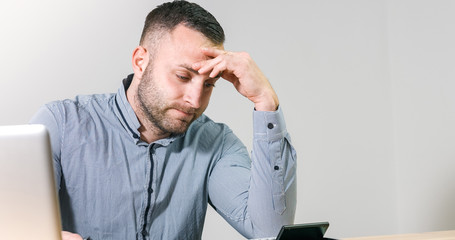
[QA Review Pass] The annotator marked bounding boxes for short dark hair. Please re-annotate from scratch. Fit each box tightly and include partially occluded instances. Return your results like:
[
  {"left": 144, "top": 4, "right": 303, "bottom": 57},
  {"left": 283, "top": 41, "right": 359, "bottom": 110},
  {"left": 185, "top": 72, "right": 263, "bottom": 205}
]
[{"left": 139, "top": 0, "right": 225, "bottom": 46}]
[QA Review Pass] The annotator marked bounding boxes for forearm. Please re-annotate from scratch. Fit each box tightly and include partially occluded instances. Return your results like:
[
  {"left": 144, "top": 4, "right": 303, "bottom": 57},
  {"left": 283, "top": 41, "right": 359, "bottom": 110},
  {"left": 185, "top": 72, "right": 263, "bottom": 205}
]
[
  {"left": 207, "top": 108, "right": 296, "bottom": 238},
  {"left": 200, "top": 44, "right": 299, "bottom": 236},
  {"left": 247, "top": 107, "right": 297, "bottom": 237}
]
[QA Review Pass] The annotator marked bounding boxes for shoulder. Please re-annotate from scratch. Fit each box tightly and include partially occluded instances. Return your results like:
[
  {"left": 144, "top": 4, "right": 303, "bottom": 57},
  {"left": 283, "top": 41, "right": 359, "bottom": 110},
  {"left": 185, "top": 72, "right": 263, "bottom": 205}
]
[
  {"left": 44, "top": 93, "right": 115, "bottom": 116},
  {"left": 37, "top": 93, "right": 118, "bottom": 134}
]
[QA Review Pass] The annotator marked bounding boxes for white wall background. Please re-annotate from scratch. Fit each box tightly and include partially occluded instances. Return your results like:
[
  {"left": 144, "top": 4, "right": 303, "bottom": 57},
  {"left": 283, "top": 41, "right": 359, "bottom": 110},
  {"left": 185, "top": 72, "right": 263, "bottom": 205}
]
[{"left": 1, "top": 0, "right": 454, "bottom": 239}]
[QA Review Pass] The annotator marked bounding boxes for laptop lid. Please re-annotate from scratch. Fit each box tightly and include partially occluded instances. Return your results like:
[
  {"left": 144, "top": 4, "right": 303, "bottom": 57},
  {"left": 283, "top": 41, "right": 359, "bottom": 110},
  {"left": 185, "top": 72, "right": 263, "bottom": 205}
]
[{"left": 0, "top": 124, "right": 62, "bottom": 240}]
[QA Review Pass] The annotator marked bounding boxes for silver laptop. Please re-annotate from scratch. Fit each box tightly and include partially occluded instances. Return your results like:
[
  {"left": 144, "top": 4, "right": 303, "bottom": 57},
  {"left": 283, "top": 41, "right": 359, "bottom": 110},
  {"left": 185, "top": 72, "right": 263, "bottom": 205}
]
[{"left": 0, "top": 124, "right": 62, "bottom": 240}]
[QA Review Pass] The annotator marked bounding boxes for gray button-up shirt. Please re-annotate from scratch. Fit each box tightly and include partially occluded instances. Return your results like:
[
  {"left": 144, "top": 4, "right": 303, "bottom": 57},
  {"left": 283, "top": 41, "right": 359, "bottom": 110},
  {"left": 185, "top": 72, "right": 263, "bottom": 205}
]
[{"left": 30, "top": 75, "right": 297, "bottom": 240}]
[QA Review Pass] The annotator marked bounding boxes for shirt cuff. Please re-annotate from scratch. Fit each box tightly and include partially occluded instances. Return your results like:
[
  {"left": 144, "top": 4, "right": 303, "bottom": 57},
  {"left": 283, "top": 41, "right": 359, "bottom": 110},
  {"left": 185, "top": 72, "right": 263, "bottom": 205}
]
[{"left": 253, "top": 106, "right": 288, "bottom": 141}]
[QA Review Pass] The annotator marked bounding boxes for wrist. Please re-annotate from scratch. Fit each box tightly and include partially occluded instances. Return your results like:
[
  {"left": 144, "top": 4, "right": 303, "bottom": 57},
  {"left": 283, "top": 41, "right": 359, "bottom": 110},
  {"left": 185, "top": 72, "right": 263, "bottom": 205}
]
[{"left": 253, "top": 92, "right": 279, "bottom": 111}]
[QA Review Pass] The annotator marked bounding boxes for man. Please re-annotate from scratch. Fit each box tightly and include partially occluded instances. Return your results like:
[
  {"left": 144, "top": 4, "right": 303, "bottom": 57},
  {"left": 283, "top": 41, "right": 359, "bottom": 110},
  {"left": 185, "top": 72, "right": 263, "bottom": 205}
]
[{"left": 31, "top": 1, "right": 296, "bottom": 240}]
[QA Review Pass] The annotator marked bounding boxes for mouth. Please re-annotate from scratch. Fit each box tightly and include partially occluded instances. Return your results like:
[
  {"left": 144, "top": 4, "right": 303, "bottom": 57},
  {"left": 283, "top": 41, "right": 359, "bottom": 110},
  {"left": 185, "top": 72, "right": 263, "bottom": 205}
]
[{"left": 172, "top": 108, "right": 196, "bottom": 119}]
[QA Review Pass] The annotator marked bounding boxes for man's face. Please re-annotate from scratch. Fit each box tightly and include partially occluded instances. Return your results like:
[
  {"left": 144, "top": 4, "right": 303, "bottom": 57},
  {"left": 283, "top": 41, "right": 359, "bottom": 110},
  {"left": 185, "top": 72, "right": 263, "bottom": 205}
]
[{"left": 137, "top": 25, "right": 222, "bottom": 135}]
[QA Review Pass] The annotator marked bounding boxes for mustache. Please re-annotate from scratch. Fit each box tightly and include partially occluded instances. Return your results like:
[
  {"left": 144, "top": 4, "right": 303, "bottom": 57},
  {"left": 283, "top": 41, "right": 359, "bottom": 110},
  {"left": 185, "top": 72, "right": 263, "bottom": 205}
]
[{"left": 168, "top": 104, "right": 198, "bottom": 114}]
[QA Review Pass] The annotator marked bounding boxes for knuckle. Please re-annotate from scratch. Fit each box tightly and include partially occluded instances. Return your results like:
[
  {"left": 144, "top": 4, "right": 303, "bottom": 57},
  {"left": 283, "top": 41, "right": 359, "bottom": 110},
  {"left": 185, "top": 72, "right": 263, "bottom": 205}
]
[{"left": 239, "top": 52, "right": 250, "bottom": 58}]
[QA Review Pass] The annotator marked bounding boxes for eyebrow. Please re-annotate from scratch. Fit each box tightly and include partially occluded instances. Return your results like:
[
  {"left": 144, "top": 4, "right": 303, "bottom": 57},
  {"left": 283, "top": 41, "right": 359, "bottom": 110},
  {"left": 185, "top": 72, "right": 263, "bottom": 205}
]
[
  {"left": 179, "top": 64, "right": 199, "bottom": 75},
  {"left": 178, "top": 64, "right": 222, "bottom": 79}
]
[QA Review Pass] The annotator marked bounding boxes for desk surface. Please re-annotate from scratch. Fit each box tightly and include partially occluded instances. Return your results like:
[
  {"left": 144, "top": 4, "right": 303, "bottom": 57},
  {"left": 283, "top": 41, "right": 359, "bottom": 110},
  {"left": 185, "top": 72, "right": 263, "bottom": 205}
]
[{"left": 344, "top": 230, "right": 455, "bottom": 240}]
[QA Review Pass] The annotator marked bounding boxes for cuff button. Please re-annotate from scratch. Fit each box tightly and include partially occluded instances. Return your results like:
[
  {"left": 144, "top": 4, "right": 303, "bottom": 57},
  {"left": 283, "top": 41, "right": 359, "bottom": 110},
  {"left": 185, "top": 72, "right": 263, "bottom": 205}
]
[{"left": 267, "top": 123, "right": 274, "bottom": 129}]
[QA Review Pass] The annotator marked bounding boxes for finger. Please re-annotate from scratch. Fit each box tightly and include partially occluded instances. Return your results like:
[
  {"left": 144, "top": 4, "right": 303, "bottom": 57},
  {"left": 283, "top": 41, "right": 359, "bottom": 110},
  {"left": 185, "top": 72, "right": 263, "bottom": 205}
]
[
  {"left": 196, "top": 56, "right": 224, "bottom": 75},
  {"left": 61, "top": 231, "right": 83, "bottom": 240},
  {"left": 192, "top": 61, "right": 202, "bottom": 71},
  {"left": 192, "top": 47, "right": 227, "bottom": 71},
  {"left": 191, "top": 55, "right": 220, "bottom": 71},
  {"left": 201, "top": 47, "right": 225, "bottom": 58},
  {"left": 209, "top": 61, "right": 227, "bottom": 78}
]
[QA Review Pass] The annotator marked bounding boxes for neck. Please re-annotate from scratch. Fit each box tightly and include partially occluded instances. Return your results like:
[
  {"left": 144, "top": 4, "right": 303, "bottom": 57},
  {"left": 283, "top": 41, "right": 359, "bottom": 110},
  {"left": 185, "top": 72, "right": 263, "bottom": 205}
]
[{"left": 137, "top": 123, "right": 170, "bottom": 144}]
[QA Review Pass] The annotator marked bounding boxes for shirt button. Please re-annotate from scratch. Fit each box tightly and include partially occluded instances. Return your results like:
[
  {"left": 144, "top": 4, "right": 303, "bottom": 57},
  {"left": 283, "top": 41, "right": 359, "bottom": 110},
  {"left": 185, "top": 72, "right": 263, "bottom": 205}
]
[
  {"left": 274, "top": 165, "right": 280, "bottom": 170},
  {"left": 267, "top": 123, "right": 274, "bottom": 129},
  {"left": 148, "top": 187, "right": 153, "bottom": 194},
  {"left": 141, "top": 229, "right": 148, "bottom": 236}
]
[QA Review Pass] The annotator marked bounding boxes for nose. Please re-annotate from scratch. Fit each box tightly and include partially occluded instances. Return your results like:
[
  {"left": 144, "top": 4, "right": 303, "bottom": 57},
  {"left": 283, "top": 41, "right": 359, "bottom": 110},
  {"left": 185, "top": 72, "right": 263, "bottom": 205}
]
[{"left": 183, "top": 83, "right": 204, "bottom": 109}]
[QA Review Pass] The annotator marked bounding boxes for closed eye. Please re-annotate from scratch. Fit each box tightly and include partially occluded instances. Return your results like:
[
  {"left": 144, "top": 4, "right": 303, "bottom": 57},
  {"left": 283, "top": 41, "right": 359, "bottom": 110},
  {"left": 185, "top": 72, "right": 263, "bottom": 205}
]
[
  {"left": 204, "top": 82, "right": 216, "bottom": 88},
  {"left": 177, "top": 75, "right": 190, "bottom": 81}
]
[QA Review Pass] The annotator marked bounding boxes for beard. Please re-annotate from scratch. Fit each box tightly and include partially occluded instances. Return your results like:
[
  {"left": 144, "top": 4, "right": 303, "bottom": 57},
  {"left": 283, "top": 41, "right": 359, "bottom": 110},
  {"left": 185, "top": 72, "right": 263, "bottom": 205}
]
[{"left": 137, "top": 64, "right": 200, "bottom": 136}]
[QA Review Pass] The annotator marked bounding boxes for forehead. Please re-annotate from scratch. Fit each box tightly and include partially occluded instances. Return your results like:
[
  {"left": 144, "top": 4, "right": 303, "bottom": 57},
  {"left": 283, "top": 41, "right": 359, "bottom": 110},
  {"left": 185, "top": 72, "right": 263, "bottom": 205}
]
[{"left": 154, "top": 25, "right": 224, "bottom": 63}]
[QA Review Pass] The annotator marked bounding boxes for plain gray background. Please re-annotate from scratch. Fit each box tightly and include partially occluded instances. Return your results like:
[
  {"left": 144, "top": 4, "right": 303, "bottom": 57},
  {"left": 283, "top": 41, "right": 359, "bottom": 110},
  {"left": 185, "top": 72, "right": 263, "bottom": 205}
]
[{"left": 1, "top": 0, "right": 454, "bottom": 239}]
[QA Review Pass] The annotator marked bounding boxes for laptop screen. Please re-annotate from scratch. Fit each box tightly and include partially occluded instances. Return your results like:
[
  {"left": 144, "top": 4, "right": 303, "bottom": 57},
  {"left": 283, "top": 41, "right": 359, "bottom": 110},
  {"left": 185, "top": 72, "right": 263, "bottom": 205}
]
[{"left": 0, "top": 124, "right": 62, "bottom": 240}]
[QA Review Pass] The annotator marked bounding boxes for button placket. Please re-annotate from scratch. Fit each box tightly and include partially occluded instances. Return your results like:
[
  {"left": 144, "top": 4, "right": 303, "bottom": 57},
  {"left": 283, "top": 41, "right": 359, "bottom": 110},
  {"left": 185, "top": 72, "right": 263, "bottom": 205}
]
[{"left": 141, "top": 144, "right": 156, "bottom": 239}]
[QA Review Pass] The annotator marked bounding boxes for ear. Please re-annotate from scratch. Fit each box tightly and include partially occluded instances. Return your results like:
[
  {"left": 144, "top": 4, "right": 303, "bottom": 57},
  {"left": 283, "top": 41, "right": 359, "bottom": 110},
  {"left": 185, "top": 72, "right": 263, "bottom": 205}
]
[{"left": 132, "top": 46, "right": 149, "bottom": 79}]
